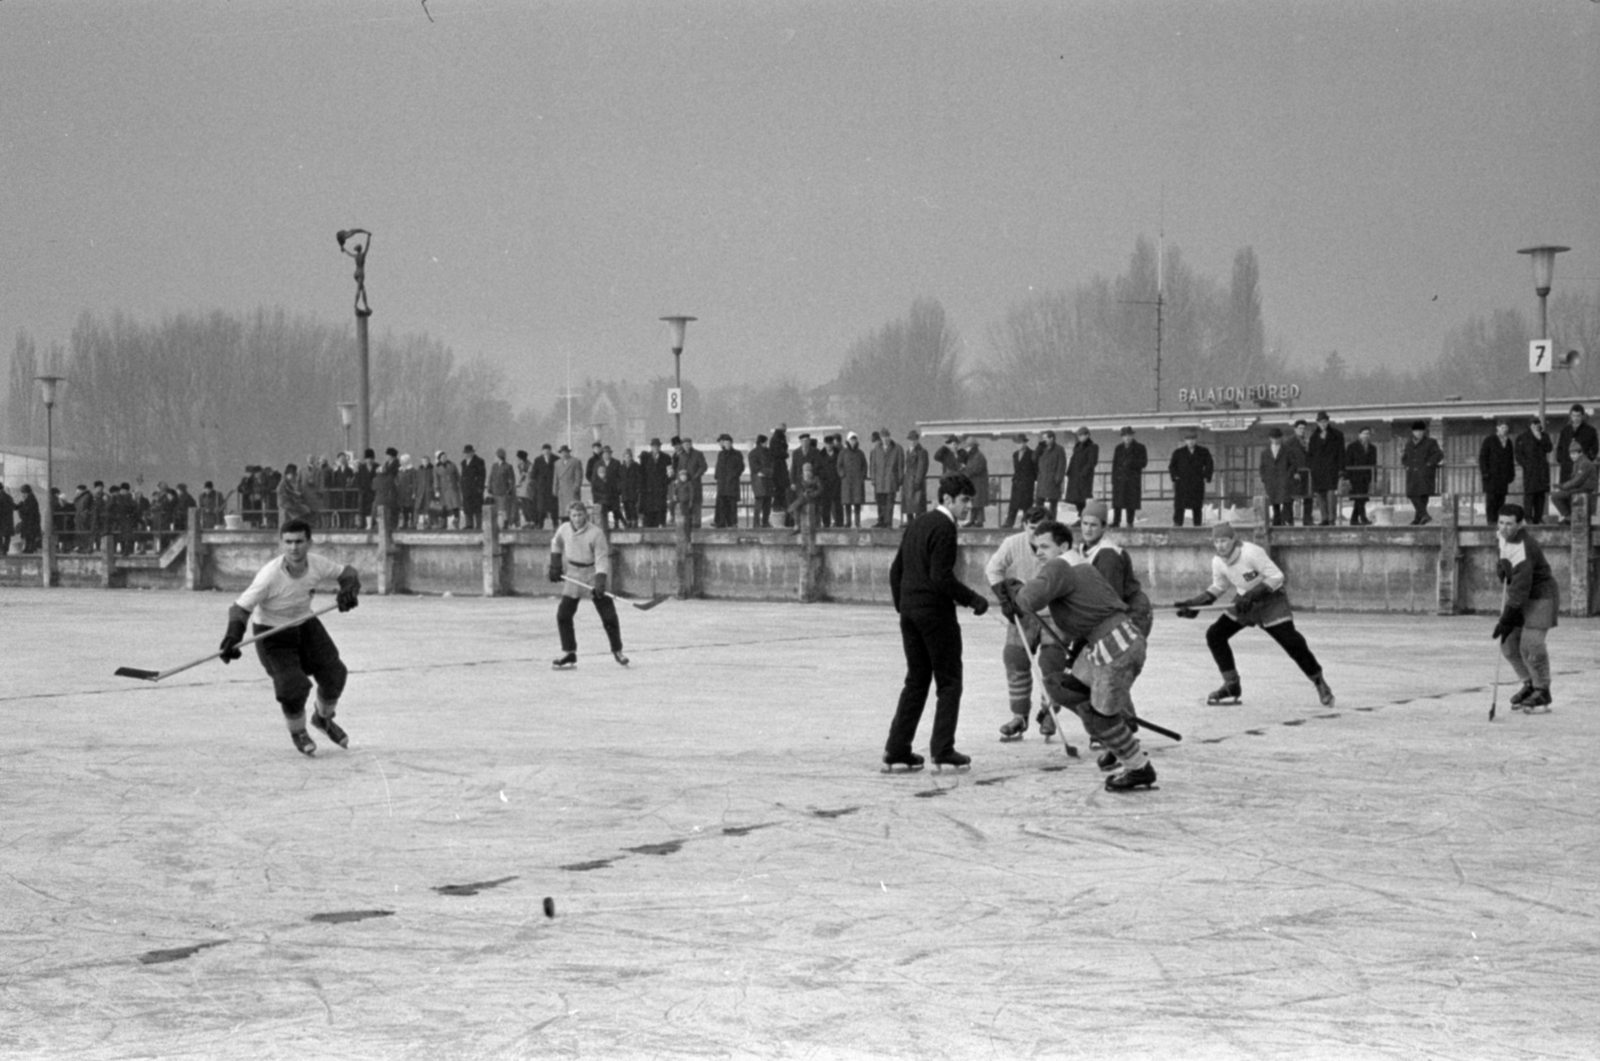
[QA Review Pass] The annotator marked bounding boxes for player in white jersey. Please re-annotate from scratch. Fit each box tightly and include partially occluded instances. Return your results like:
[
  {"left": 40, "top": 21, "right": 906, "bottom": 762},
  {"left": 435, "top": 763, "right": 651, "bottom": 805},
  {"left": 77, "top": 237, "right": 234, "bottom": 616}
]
[
  {"left": 1174, "top": 521, "right": 1333, "bottom": 707},
  {"left": 985, "top": 505, "right": 1056, "bottom": 741},
  {"left": 221, "top": 518, "right": 361, "bottom": 756},
  {"left": 548, "top": 501, "right": 627, "bottom": 669}
]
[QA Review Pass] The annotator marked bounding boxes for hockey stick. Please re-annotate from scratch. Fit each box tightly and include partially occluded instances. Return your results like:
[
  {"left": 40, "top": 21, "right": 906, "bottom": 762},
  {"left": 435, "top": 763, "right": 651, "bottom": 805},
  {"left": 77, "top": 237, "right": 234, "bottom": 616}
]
[
  {"left": 114, "top": 602, "right": 341, "bottom": 682},
  {"left": 1024, "top": 611, "right": 1183, "bottom": 743},
  {"left": 1010, "top": 612, "right": 1080, "bottom": 758},
  {"left": 560, "top": 574, "right": 666, "bottom": 611},
  {"left": 1489, "top": 581, "right": 1507, "bottom": 722}
]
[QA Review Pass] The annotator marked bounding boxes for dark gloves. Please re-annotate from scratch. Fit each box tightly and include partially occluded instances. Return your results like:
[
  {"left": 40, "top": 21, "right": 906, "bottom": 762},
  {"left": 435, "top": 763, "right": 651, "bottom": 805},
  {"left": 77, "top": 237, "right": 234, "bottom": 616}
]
[
  {"left": 1491, "top": 608, "right": 1524, "bottom": 643},
  {"left": 547, "top": 556, "right": 563, "bottom": 583},
  {"left": 336, "top": 574, "right": 361, "bottom": 612},
  {"left": 1495, "top": 558, "right": 1512, "bottom": 583},
  {"left": 1176, "top": 606, "right": 1200, "bottom": 620},
  {"left": 1175, "top": 590, "right": 1215, "bottom": 619},
  {"left": 592, "top": 572, "right": 608, "bottom": 596},
  {"left": 219, "top": 616, "right": 247, "bottom": 664},
  {"left": 971, "top": 596, "right": 989, "bottom": 617},
  {"left": 991, "top": 582, "right": 1019, "bottom": 622}
]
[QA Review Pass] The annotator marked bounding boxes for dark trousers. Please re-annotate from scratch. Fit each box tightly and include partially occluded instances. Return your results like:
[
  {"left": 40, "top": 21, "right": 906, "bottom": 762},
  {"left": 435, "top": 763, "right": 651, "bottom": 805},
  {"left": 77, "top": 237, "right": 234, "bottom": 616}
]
[
  {"left": 1485, "top": 490, "right": 1507, "bottom": 524},
  {"left": 885, "top": 607, "right": 964, "bottom": 759},
  {"left": 1173, "top": 503, "right": 1203, "bottom": 527},
  {"left": 1112, "top": 506, "right": 1136, "bottom": 527},
  {"left": 1349, "top": 497, "right": 1369, "bottom": 524},
  {"left": 1298, "top": 497, "right": 1314, "bottom": 525},
  {"left": 254, "top": 618, "right": 347, "bottom": 718},
  {"left": 1268, "top": 503, "right": 1290, "bottom": 526},
  {"left": 1314, "top": 490, "right": 1338, "bottom": 525},
  {"left": 1004, "top": 497, "right": 1030, "bottom": 528},
  {"left": 754, "top": 496, "right": 772, "bottom": 527},
  {"left": 1206, "top": 614, "right": 1322, "bottom": 680},
  {"left": 1408, "top": 494, "right": 1432, "bottom": 523},
  {"left": 1524, "top": 491, "right": 1547, "bottom": 524},
  {"left": 642, "top": 506, "right": 664, "bottom": 528},
  {"left": 556, "top": 594, "right": 623, "bottom": 653},
  {"left": 875, "top": 494, "right": 894, "bottom": 527},
  {"left": 715, "top": 495, "right": 738, "bottom": 528}
]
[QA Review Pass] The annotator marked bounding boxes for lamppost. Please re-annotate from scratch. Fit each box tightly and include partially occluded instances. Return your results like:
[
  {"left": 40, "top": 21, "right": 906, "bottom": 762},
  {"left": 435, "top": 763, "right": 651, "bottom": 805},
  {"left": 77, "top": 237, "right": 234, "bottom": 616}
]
[
  {"left": 36, "top": 375, "right": 64, "bottom": 587},
  {"left": 660, "top": 315, "right": 696, "bottom": 440},
  {"left": 1517, "top": 244, "right": 1569, "bottom": 426},
  {"left": 337, "top": 401, "right": 357, "bottom": 456},
  {"left": 337, "top": 229, "right": 373, "bottom": 456}
]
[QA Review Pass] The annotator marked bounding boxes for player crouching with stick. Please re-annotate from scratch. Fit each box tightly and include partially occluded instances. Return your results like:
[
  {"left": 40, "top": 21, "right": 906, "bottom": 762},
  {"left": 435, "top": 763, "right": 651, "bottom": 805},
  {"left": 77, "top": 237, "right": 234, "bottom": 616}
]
[
  {"left": 1493, "top": 503, "right": 1558, "bottom": 713},
  {"left": 548, "top": 501, "right": 628, "bottom": 669},
  {"left": 1174, "top": 521, "right": 1333, "bottom": 707},
  {"left": 1014, "top": 520, "right": 1154, "bottom": 792},
  {"left": 221, "top": 518, "right": 361, "bottom": 757}
]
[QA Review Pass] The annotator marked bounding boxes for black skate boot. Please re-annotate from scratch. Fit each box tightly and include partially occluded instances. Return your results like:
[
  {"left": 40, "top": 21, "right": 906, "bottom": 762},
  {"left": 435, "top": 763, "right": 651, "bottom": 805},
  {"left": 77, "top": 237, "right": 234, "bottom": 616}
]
[
  {"left": 1097, "top": 750, "right": 1118, "bottom": 772},
  {"left": 931, "top": 750, "right": 971, "bottom": 772},
  {"left": 310, "top": 713, "right": 348, "bottom": 749},
  {"left": 1207, "top": 680, "right": 1242, "bottom": 705},
  {"left": 552, "top": 652, "right": 577, "bottom": 670},
  {"left": 881, "top": 750, "right": 925, "bottom": 773},
  {"left": 291, "top": 730, "right": 317, "bottom": 757},
  {"left": 613, "top": 651, "right": 630, "bottom": 667},
  {"left": 1509, "top": 682, "right": 1535, "bottom": 709},
  {"left": 1035, "top": 706, "right": 1057, "bottom": 739},
  {"left": 1105, "top": 762, "right": 1156, "bottom": 792},
  {"left": 999, "top": 715, "right": 1028, "bottom": 742},
  {"left": 1314, "top": 676, "right": 1335, "bottom": 707},
  {"left": 1520, "top": 688, "right": 1552, "bottom": 714}
]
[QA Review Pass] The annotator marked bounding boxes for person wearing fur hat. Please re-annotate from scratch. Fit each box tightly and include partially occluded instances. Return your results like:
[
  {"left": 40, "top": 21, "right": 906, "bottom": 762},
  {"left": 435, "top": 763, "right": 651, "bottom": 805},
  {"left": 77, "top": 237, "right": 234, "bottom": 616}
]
[{"left": 1174, "top": 521, "right": 1334, "bottom": 708}]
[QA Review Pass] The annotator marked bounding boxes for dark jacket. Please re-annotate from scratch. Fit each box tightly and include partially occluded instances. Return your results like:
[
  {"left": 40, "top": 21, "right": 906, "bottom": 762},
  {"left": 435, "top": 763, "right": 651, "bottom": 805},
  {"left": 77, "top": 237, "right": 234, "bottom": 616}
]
[
  {"left": 747, "top": 445, "right": 773, "bottom": 499},
  {"left": 962, "top": 445, "right": 989, "bottom": 510},
  {"left": 1515, "top": 428, "right": 1553, "bottom": 495},
  {"left": 1307, "top": 425, "right": 1346, "bottom": 492},
  {"left": 1556, "top": 419, "right": 1599, "bottom": 482},
  {"left": 1260, "top": 443, "right": 1298, "bottom": 505},
  {"left": 1168, "top": 443, "right": 1214, "bottom": 509},
  {"left": 1401, "top": 434, "right": 1444, "bottom": 497},
  {"left": 1035, "top": 441, "right": 1066, "bottom": 502},
  {"left": 459, "top": 453, "right": 487, "bottom": 506},
  {"left": 1009, "top": 446, "right": 1038, "bottom": 507},
  {"left": 1478, "top": 433, "right": 1517, "bottom": 493},
  {"left": 1110, "top": 439, "right": 1147, "bottom": 510},
  {"left": 714, "top": 447, "right": 746, "bottom": 497},
  {"left": 1065, "top": 437, "right": 1098, "bottom": 505},
  {"left": 889, "top": 509, "right": 984, "bottom": 615},
  {"left": 1344, "top": 440, "right": 1378, "bottom": 498},
  {"left": 901, "top": 443, "right": 929, "bottom": 510},
  {"left": 640, "top": 450, "right": 672, "bottom": 511}
]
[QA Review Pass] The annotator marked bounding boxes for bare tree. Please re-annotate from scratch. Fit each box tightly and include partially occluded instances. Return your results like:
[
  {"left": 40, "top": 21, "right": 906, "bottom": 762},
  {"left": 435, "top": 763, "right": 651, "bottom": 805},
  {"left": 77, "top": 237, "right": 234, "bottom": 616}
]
[{"left": 838, "top": 298, "right": 963, "bottom": 428}]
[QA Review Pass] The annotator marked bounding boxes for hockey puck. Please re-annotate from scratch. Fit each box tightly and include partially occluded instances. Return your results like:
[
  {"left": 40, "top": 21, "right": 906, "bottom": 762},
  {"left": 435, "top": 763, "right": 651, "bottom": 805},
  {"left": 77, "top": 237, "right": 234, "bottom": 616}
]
[{"left": 542, "top": 896, "right": 555, "bottom": 918}]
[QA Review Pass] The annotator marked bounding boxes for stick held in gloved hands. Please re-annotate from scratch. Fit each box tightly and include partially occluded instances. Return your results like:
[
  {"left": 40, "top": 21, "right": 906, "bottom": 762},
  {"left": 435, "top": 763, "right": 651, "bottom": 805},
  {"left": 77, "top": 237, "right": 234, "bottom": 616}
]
[
  {"left": 115, "top": 602, "right": 341, "bottom": 682},
  {"left": 560, "top": 574, "right": 666, "bottom": 611}
]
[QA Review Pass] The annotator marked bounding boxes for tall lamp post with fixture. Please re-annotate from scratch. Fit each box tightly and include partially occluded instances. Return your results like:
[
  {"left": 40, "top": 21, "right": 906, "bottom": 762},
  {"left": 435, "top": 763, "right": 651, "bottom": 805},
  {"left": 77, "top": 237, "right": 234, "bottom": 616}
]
[
  {"left": 36, "top": 375, "right": 64, "bottom": 587},
  {"left": 1517, "top": 244, "right": 1569, "bottom": 426},
  {"left": 660, "top": 315, "right": 696, "bottom": 441},
  {"left": 337, "top": 229, "right": 373, "bottom": 457}
]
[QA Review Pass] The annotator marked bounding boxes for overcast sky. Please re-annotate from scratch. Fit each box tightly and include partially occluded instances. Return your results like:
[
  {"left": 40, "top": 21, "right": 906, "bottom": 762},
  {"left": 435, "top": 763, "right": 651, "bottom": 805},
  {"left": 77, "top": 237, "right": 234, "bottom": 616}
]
[{"left": 3, "top": 0, "right": 1597, "bottom": 416}]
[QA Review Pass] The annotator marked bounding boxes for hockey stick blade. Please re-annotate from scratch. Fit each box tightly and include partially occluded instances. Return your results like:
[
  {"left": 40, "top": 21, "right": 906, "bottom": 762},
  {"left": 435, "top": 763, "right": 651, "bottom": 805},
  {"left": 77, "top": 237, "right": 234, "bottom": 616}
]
[
  {"left": 114, "top": 667, "right": 160, "bottom": 681},
  {"left": 1129, "top": 714, "right": 1182, "bottom": 742},
  {"left": 561, "top": 573, "right": 664, "bottom": 610}
]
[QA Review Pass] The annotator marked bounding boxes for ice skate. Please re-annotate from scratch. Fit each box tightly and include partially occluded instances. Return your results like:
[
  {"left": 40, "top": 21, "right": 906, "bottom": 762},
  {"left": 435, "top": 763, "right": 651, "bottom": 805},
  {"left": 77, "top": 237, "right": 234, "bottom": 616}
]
[
  {"left": 1105, "top": 762, "right": 1156, "bottom": 792},
  {"left": 1207, "top": 680, "right": 1242, "bottom": 705},
  {"left": 881, "top": 750, "right": 925, "bottom": 773},
  {"left": 998, "top": 715, "right": 1028, "bottom": 742},
  {"left": 1035, "top": 705, "right": 1057, "bottom": 739},
  {"left": 1520, "top": 688, "right": 1552, "bottom": 714},
  {"left": 1097, "top": 750, "right": 1118, "bottom": 772},
  {"left": 291, "top": 730, "right": 317, "bottom": 757},
  {"left": 310, "top": 713, "right": 348, "bottom": 749},
  {"left": 1314, "top": 676, "right": 1335, "bottom": 707},
  {"left": 931, "top": 750, "right": 971, "bottom": 773},
  {"left": 613, "top": 651, "right": 630, "bottom": 667},
  {"left": 1509, "top": 682, "right": 1535, "bottom": 709},
  {"left": 552, "top": 652, "right": 577, "bottom": 670}
]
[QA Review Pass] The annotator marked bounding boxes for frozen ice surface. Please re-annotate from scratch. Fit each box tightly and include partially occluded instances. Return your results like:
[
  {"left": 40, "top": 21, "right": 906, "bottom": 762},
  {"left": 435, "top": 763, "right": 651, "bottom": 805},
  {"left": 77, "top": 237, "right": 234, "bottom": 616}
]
[{"left": 3, "top": 587, "right": 1597, "bottom": 1060}]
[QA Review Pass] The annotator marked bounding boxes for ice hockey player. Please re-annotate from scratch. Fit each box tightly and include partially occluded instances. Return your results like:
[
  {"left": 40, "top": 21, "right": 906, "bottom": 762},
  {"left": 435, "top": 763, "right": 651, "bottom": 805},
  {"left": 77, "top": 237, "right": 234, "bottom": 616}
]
[
  {"left": 548, "top": 500, "right": 628, "bottom": 669},
  {"left": 1075, "top": 499, "right": 1154, "bottom": 770},
  {"left": 1014, "top": 520, "right": 1154, "bottom": 792},
  {"left": 986, "top": 504, "right": 1059, "bottom": 743},
  {"left": 1493, "top": 503, "right": 1558, "bottom": 713},
  {"left": 220, "top": 517, "right": 361, "bottom": 756},
  {"left": 1174, "top": 521, "right": 1334, "bottom": 707}
]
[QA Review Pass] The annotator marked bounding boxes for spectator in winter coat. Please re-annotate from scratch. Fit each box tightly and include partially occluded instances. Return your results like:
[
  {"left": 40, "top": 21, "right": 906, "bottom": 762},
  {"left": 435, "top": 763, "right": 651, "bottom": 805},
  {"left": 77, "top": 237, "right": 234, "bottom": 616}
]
[
  {"left": 1109, "top": 426, "right": 1147, "bottom": 528},
  {"left": 818, "top": 435, "right": 843, "bottom": 528},
  {"left": 713, "top": 434, "right": 746, "bottom": 528},
  {"left": 434, "top": 451, "right": 463, "bottom": 527},
  {"left": 1005, "top": 433, "right": 1037, "bottom": 529},
  {"left": 681, "top": 438, "right": 709, "bottom": 529},
  {"left": 1169, "top": 429, "right": 1213, "bottom": 527},
  {"left": 770, "top": 426, "right": 792, "bottom": 527},
  {"left": 1400, "top": 420, "right": 1444, "bottom": 526},
  {"left": 0, "top": 483, "right": 14, "bottom": 555},
  {"left": 1555, "top": 403, "right": 1599, "bottom": 487},
  {"left": 748, "top": 435, "right": 774, "bottom": 528},
  {"left": 16, "top": 484, "right": 42, "bottom": 553},
  {"left": 552, "top": 445, "right": 584, "bottom": 520},
  {"left": 870, "top": 429, "right": 905, "bottom": 529},
  {"left": 1034, "top": 430, "right": 1067, "bottom": 518},
  {"left": 900, "top": 429, "right": 929, "bottom": 523},
  {"left": 396, "top": 454, "right": 419, "bottom": 528},
  {"left": 372, "top": 448, "right": 400, "bottom": 531},
  {"left": 488, "top": 447, "right": 517, "bottom": 529},
  {"left": 459, "top": 444, "right": 487, "bottom": 530},
  {"left": 1515, "top": 418, "right": 1553, "bottom": 523},
  {"left": 1307, "top": 412, "right": 1347, "bottom": 526},
  {"left": 1344, "top": 428, "right": 1378, "bottom": 525},
  {"left": 961, "top": 437, "right": 989, "bottom": 527},
  {"left": 838, "top": 432, "right": 869, "bottom": 528},
  {"left": 1288, "top": 420, "right": 1314, "bottom": 525},
  {"left": 515, "top": 450, "right": 537, "bottom": 527},
  {"left": 1064, "top": 427, "right": 1098, "bottom": 517},
  {"left": 1478, "top": 420, "right": 1517, "bottom": 524},
  {"left": 618, "top": 448, "right": 643, "bottom": 528},
  {"left": 278, "top": 464, "right": 313, "bottom": 526},
  {"left": 1551, "top": 441, "right": 1599, "bottom": 524},
  {"left": 198, "top": 481, "right": 224, "bottom": 532},
  {"left": 639, "top": 438, "right": 671, "bottom": 528},
  {"left": 1260, "top": 429, "right": 1298, "bottom": 527}
]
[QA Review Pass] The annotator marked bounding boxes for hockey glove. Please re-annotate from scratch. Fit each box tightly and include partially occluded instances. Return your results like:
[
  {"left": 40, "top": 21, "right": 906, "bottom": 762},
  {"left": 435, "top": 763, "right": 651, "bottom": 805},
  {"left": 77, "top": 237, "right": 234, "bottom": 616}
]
[
  {"left": 1175, "top": 590, "right": 1215, "bottom": 619},
  {"left": 219, "top": 616, "right": 247, "bottom": 664},
  {"left": 547, "top": 557, "right": 563, "bottom": 583},
  {"left": 591, "top": 573, "right": 608, "bottom": 597},
  {"left": 991, "top": 582, "right": 1019, "bottom": 622},
  {"left": 970, "top": 596, "right": 989, "bottom": 617},
  {"left": 1495, "top": 558, "right": 1513, "bottom": 583},
  {"left": 1490, "top": 608, "right": 1524, "bottom": 643},
  {"left": 336, "top": 573, "right": 361, "bottom": 613}
]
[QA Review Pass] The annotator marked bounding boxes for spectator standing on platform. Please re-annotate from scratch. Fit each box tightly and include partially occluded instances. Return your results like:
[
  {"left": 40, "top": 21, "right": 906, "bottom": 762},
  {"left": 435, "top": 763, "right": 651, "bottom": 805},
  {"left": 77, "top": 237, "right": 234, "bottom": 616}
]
[
  {"left": 669, "top": 466, "right": 695, "bottom": 530},
  {"left": 839, "top": 432, "right": 869, "bottom": 529},
  {"left": 786, "top": 460, "right": 823, "bottom": 535},
  {"left": 871, "top": 429, "right": 904, "bottom": 529},
  {"left": 713, "top": 434, "right": 745, "bottom": 528},
  {"left": 882, "top": 472, "right": 988, "bottom": 773},
  {"left": 682, "top": 437, "right": 708, "bottom": 529},
  {"left": 278, "top": 463, "right": 313, "bottom": 526},
  {"left": 0, "top": 483, "right": 13, "bottom": 554},
  {"left": 199, "top": 480, "right": 224, "bottom": 531},
  {"left": 1555, "top": 404, "right": 1598, "bottom": 492},
  {"left": 459, "top": 445, "right": 487, "bottom": 530},
  {"left": 748, "top": 434, "right": 774, "bottom": 528},
  {"left": 589, "top": 460, "right": 620, "bottom": 530},
  {"left": 354, "top": 450, "right": 377, "bottom": 530},
  {"left": 770, "top": 426, "right": 792, "bottom": 528},
  {"left": 1035, "top": 430, "right": 1067, "bottom": 519},
  {"left": 1109, "top": 426, "right": 1147, "bottom": 528},
  {"left": 1307, "top": 412, "right": 1346, "bottom": 525},
  {"left": 1288, "top": 420, "right": 1313, "bottom": 525},
  {"left": 639, "top": 438, "right": 670, "bottom": 528},
  {"left": 1551, "top": 440, "right": 1598, "bottom": 524},
  {"left": 488, "top": 448, "right": 516, "bottom": 528},
  {"left": 433, "top": 450, "right": 462, "bottom": 529},
  {"left": 932, "top": 434, "right": 963, "bottom": 477},
  {"left": 962, "top": 436, "right": 989, "bottom": 527},
  {"left": 396, "top": 454, "right": 418, "bottom": 529},
  {"left": 1479, "top": 420, "right": 1517, "bottom": 524},
  {"left": 1515, "top": 418, "right": 1553, "bottom": 523},
  {"left": 173, "top": 484, "right": 196, "bottom": 536},
  {"left": 618, "top": 448, "right": 642, "bottom": 528},
  {"left": 1004, "top": 433, "right": 1037, "bottom": 529},
  {"left": 1344, "top": 427, "right": 1378, "bottom": 525},
  {"left": 552, "top": 444, "right": 583, "bottom": 521},
  {"left": 1261, "top": 428, "right": 1298, "bottom": 527},
  {"left": 515, "top": 450, "right": 536, "bottom": 528},
  {"left": 1401, "top": 420, "right": 1443, "bottom": 526},
  {"left": 584, "top": 441, "right": 605, "bottom": 498},
  {"left": 818, "top": 434, "right": 843, "bottom": 528},
  {"left": 531, "top": 444, "right": 557, "bottom": 529},
  {"left": 901, "top": 429, "right": 929, "bottom": 524},
  {"left": 1169, "top": 428, "right": 1213, "bottom": 527},
  {"left": 71, "top": 485, "right": 93, "bottom": 551},
  {"left": 1064, "top": 426, "right": 1098, "bottom": 519}
]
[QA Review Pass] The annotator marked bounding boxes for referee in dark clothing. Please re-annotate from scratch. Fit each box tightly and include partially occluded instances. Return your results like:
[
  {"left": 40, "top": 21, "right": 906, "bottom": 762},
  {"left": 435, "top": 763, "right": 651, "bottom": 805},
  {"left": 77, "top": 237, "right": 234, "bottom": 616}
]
[{"left": 883, "top": 473, "right": 989, "bottom": 772}]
